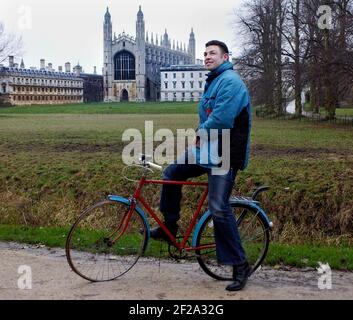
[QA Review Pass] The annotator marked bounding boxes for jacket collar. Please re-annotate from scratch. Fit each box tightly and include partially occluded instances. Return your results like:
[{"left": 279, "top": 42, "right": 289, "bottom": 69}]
[{"left": 205, "top": 61, "right": 233, "bottom": 91}]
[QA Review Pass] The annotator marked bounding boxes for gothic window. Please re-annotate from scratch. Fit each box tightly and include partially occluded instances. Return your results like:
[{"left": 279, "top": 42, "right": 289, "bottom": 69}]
[
  {"left": 191, "top": 73, "right": 193, "bottom": 78},
  {"left": 182, "top": 73, "right": 185, "bottom": 78},
  {"left": 114, "top": 50, "right": 136, "bottom": 80},
  {"left": 173, "top": 73, "right": 176, "bottom": 79},
  {"left": 199, "top": 81, "right": 203, "bottom": 89},
  {"left": 173, "top": 81, "right": 177, "bottom": 89},
  {"left": 165, "top": 73, "right": 168, "bottom": 79},
  {"left": 181, "top": 81, "right": 185, "bottom": 89},
  {"left": 1, "top": 83, "right": 6, "bottom": 93},
  {"left": 199, "top": 73, "right": 202, "bottom": 78},
  {"left": 190, "top": 81, "right": 194, "bottom": 89},
  {"left": 164, "top": 82, "right": 168, "bottom": 89}
]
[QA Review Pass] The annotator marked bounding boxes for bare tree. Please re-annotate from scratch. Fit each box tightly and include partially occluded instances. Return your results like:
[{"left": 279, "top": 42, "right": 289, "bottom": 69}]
[
  {"left": 234, "top": 0, "right": 353, "bottom": 120},
  {"left": 0, "top": 22, "right": 23, "bottom": 64},
  {"left": 234, "top": 0, "right": 285, "bottom": 115},
  {"left": 281, "top": 0, "right": 306, "bottom": 116},
  {"left": 273, "top": 0, "right": 286, "bottom": 115},
  {"left": 304, "top": 0, "right": 353, "bottom": 119}
]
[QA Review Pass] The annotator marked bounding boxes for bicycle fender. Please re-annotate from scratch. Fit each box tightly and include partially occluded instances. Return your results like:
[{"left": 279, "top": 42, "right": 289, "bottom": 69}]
[
  {"left": 192, "top": 210, "right": 212, "bottom": 247},
  {"left": 229, "top": 199, "right": 271, "bottom": 227},
  {"left": 107, "top": 195, "right": 151, "bottom": 241}
]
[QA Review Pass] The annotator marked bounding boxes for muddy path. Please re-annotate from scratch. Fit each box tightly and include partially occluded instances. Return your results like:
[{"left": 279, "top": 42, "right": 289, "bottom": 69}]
[
  {"left": 0, "top": 242, "right": 352, "bottom": 300},
  {"left": 1, "top": 139, "right": 352, "bottom": 159}
]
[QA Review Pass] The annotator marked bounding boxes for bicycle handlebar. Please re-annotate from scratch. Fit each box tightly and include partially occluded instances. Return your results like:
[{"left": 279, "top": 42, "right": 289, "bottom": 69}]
[
  {"left": 138, "top": 154, "right": 163, "bottom": 172},
  {"left": 147, "top": 161, "right": 163, "bottom": 171}
]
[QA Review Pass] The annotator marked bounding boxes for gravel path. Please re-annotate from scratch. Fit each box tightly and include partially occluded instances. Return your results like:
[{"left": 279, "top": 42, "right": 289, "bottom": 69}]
[{"left": 1, "top": 241, "right": 352, "bottom": 300}]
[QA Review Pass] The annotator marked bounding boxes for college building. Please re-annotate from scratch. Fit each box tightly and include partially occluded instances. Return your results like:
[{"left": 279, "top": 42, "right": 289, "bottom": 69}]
[
  {"left": 160, "top": 64, "right": 208, "bottom": 102},
  {"left": 103, "top": 6, "right": 196, "bottom": 102},
  {"left": 0, "top": 57, "right": 103, "bottom": 106}
]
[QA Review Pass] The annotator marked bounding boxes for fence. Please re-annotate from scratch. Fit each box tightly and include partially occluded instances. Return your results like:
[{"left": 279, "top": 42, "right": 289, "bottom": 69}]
[{"left": 255, "top": 109, "right": 353, "bottom": 127}]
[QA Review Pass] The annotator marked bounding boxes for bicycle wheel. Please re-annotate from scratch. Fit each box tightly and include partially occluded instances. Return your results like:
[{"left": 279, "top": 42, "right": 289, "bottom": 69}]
[
  {"left": 66, "top": 200, "right": 148, "bottom": 282},
  {"left": 195, "top": 203, "right": 270, "bottom": 281}
]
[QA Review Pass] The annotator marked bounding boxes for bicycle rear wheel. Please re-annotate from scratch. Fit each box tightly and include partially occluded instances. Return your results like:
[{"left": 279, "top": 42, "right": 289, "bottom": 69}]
[
  {"left": 66, "top": 200, "right": 148, "bottom": 282},
  {"left": 195, "top": 203, "right": 270, "bottom": 280}
]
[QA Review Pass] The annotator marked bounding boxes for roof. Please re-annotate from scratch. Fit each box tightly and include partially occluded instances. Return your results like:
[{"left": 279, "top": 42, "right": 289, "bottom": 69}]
[
  {"left": 160, "top": 64, "right": 207, "bottom": 72},
  {"left": 0, "top": 66, "right": 82, "bottom": 80}
]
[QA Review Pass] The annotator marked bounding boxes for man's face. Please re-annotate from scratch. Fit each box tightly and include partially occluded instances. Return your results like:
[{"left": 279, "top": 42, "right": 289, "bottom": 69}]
[{"left": 204, "top": 45, "right": 229, "bottom": 71}]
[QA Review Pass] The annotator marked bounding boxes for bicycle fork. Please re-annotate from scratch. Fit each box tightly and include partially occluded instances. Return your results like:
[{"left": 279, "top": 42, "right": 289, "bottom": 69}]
[{"left": 104, "top": 199, "right": 138, "bottom": 247}]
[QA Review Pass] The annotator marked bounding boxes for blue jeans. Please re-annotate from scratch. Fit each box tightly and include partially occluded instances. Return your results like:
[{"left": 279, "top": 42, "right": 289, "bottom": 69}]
[{"left": 159, "top": 151, "right": 247, "bottom": 266}]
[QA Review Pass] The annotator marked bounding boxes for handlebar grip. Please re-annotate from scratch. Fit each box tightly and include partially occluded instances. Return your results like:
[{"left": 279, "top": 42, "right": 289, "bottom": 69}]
[{"left": 147, "top": 162, "right": 163, "bottom": 171}]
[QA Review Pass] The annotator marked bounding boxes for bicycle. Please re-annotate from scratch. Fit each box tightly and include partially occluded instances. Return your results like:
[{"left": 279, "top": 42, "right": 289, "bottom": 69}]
[{"left": 65, "top": 154, "right": 273, "bottom": 282}]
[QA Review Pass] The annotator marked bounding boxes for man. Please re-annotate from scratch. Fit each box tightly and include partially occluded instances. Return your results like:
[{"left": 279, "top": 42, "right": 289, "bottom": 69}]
[{"left": 151, "top": 40, "right": 252, "bottom": 291}]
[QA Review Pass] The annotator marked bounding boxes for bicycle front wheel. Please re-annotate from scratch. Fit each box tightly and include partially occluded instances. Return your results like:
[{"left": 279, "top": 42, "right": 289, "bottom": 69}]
[
  {"left": 195, "top": 203, "right": 270, "bottom": 280},
  {"left": 66, "top": 200, "right": 148, "bottom": 282}
]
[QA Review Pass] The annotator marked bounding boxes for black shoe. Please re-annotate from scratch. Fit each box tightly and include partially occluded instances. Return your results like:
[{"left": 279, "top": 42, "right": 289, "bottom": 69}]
[
  {"left": 225, "top": 261, "right": 251, "bottom": 291},
  {"left": 150, "top": 223, "right": 178, "bottom": 244}
]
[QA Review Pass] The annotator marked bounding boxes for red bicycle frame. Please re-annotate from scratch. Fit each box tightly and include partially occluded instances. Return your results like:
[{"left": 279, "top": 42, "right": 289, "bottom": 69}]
[{"left": 113, "top": 176, "right": 215, "bottom": 252}]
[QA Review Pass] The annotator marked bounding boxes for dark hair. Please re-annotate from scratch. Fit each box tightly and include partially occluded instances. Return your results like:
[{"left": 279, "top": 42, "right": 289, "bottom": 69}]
[{"left": 205, "top": 40, "right": 229, "bottom": 54}]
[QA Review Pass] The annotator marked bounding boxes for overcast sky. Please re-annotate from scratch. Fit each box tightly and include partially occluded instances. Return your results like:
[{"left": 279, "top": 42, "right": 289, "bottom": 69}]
[{"left": 0, "top": 0, "right": 244, "bottom": 74}]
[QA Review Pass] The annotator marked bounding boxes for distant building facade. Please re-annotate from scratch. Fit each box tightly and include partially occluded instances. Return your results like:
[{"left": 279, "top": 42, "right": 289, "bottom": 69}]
[
  {"left": 80, "top": 73, "right": 104, "bottom": 103},
  {"left": 0, "top": 57, "right": 103, "bottom": 106},
  {"left": 160, "top": 65, "right": 208, "bottom": 102},
  {"left": 103, "top": 6, "right": 196, "bottom": 102},
  {"left": 73, "top": 64, "right": 103, "bottom": 103}
]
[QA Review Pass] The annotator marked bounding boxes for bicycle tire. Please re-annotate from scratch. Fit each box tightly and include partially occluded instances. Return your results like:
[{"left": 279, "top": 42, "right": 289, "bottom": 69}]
[
  {"left": 66, "top": 200, "right": 148, "bottom": 282},
  {"left": 195, "top": 203, "right": 270, "bottom": 281}
]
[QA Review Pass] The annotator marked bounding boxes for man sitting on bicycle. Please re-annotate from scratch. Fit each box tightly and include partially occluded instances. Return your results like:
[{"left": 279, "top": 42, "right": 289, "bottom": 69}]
[{"left": 150, "top": 40, "right": 252, "bottom": 291}]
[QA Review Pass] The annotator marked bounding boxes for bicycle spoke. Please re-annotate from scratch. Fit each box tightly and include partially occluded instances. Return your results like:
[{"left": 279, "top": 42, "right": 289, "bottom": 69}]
[
  {"left": 242, "top": 229, "right": 268, "bottom": 242},
  {"left": 240, "top": 210, "right": 260, "bottom": 236}
]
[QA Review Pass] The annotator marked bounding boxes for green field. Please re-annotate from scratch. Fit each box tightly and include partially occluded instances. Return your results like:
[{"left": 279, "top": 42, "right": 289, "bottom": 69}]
[
  {"left": 0, "top": 102, "right": 198, "bottom": 114},
  {"left": 0, "top": 102, "right": 353, "bottom": 269},
  {"left": 303, "top": 103, "right": 353, "bottom": 117},
  {"left": 335, "top": 108, "right": 353, "bottom": 117}
]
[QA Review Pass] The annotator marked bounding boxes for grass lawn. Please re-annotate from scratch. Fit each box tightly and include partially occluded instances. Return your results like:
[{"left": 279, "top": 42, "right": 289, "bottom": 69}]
[
  {"left": 329, "top": 108, "right": 353, "bottom": 117},
  {"left": 303, "top": 103, "right": 353, "bottom": 117},
  {"left": 0, "top": 102, "right": 198, "bottom": 114}
]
